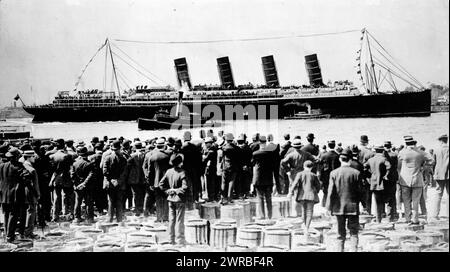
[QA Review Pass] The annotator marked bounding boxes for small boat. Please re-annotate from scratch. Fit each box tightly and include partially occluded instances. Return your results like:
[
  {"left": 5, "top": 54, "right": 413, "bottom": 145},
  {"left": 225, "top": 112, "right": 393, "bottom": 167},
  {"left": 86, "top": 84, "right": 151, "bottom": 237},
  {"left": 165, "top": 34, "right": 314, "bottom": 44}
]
[
  {"left": 138, "top": 82, "right": 221, "bottom": 130},
  {"left": 138, "top": 111, "right": 220, "bottom": 130},
  {"left": 0, "top": 124, "right": 31, "bottom": 140},
  {"left": 284, "top": 109, "right": 331, "bottom": 120}
]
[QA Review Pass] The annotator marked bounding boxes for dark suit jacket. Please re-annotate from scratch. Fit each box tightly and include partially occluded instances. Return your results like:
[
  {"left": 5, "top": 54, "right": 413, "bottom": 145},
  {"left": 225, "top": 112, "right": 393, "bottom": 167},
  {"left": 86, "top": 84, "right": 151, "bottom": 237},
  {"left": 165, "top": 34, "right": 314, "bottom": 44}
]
[
  {"left": 125, "top": 150, "right": 146, "bottom": 185},
  {"left": 365, "top": 153, "right": 391, "bottom": 191},
  {"left": 319, "top": 150, "right": 341, "bottom": 184},
  {"left": 326, "top": 165, "right": 362, "bottom": 215},
  {"left": 252, "top": 148, "right": 275, "bottom": 187},
  {"left": 221, "top": 142, "right": 240, "bottom": 172},
  {"left": 71, "top": 157, "right": 95, "bottom": 189},
  {"left": 102, "top": 151, "right": 127, "bottom": 190},
  {"left": 143, "top": 149, "right": 170, "bottom": 188},
  {"left": 0, "top": 161, "right": 31, "bottom": 204},
  {"left": 202, "top": 146, "right": 217, "bottom": 176},
  {"left": 301, "top": 143, "right": 319, "bottom": 156},
  {"left": 49, "top": 150, "right": 73, "bottom": 187}
]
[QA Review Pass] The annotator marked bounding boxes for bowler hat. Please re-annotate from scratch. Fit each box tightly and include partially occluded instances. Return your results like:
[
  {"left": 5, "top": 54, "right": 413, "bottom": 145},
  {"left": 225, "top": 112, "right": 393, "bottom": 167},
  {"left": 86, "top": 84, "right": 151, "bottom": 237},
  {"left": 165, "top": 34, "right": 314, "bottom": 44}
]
[
  {"left": 438, "top": 134, "right": 448, "bottom": 140},
  {"left": 225, "top": 133, "right": 234, "bottom": 141},
  {"left": 384, "top": 141, "right": 392, "bottom": 148},
  {"left": 134, "top": 141, "right": 143, "bottom": 149},
  {"left": 259, "top": 135, "right": 267, "bottom": 143},
  {"left": 170, "top": 154, "right": 184, "bottom": 166},
  {"left": 156, "top": 138, "right": 166, "bottom": 147},
  {"left": 77, "top": 146, "right": 88, "bottom": 156},
  {"left": 404, "top": 135, "right": 416, "bottom": 145},
  {"left": 167, "top": 137, "right": 175, "bottom": 146},
  {"left": 306, "top": 133, "right": 315, "bottom": 139},
  {"left": 328, "top": 140, "right": 336, "bottom": 144},
  {"left": 360, "top": 135, "right": 369, "bottom": 143},
  {"left": 23, "top": 150, "right": 36, "bottom": 157},
  {"left": 204, "top": 137, "right": 214, "bottom": 144},
  {"left": 91, "top": 137, "right": 99, "bottom": 143},
  {"left": 292, "top": 139, "right": 302, "bottom": 148},
  {"left": 55, "top": 138, "right": 65, "bottom": 148},
  {"left": 111, "top": 140, "right": 121, "bottom": 150},
  {"left": 183, "top": 131, "right": 192, "bottom": 141},
  {"left": 174, "top": 139, "right": 182, "bottom": 147},
  {"left": 5, "top": 147, "right": 22, "bottom": 158},
  {"left": 339, "top": 148, "right": 353, "bottom": 158},
  {"left": 350, "top": 144, "right": 359, "bottom": 154}
]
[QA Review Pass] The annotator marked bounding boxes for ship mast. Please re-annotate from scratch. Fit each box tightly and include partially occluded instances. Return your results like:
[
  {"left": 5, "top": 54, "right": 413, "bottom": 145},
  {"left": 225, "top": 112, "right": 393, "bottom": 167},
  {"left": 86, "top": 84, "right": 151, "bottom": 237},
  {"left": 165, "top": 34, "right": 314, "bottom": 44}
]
[
  {"left": 366, "top": 31, "right": 379, "bottom": 94},
  {"left": 107, "top": 39, "right": 121, "bottom": 97}
]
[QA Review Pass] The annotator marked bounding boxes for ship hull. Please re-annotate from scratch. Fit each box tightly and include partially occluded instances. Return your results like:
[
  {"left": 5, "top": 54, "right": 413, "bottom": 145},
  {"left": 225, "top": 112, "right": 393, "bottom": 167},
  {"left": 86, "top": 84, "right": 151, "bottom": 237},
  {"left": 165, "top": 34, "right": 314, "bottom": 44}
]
[{"left": 23, "top": 89, "right": 431, "bottom": 122}]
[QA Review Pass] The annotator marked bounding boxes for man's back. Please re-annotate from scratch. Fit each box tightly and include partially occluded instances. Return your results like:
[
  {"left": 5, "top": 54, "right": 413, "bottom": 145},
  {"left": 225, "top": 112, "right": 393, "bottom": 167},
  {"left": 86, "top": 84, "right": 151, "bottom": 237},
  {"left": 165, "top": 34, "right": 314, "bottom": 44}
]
[
  {"left": 301, "top": 143, "right": 319, "bottom": 156},
  {"left": 366, "top": 154, "right": 391, "bottom": 191},
  {"left": 252, "top": 148, "right": 274, "bottom": 186},
  {"left": 222, "top": 142, "right": 239, "bottom": 171},
  {"left": 326, "top": 165, "right": 361, "bottom": 215},
  {"left": 434, "top": 143, "right": 449, "bottom": 180},
  {"left": 0, "top": 161, "right": 23, "bottom": 204},
  {"left": 148, "top": 149, "right": 170, "bottom": 187},
  {"left": 398, "top": 147, "right": 428, "bottom": 187}
]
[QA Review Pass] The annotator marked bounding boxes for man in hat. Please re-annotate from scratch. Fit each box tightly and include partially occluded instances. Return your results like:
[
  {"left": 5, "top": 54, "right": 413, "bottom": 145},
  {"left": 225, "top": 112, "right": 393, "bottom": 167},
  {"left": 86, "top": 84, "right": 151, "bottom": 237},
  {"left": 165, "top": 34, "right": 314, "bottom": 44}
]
[
  {"left": 266, "top": 134, "right": 281, "bottom": 195},
  {"left": 398, "top": 136, "right": 433, "bottom": 224},
  {"left": 49, "top": 138, "right": 75, "bottom": 222},
  {"left": 124, "top": 141, "right": 146, "bottom": 217},
  {"left": 0, "top": 148, "right": 32, "bottom": 242},
  {"left": 301, "top": 133, "right": 319, "bottom": 156},
  {"left": 236, "top": 134, "right": 252, "bottom": 199},
  {"left": 143, "top": 138, "right": 170, "bottom": 221},
  {"left": 252, "top": 135, "right": 277, "bottom": 219},
  {"left": 279, "top": 133, "right": 291, "bottom": 159},
  {"left": 180, "top": 131, "right": 203, "bottom": 208},
  {"left": 71, "top": 146, "right": 95, "bottom": 223},
  {"left": 159, "top": 154, "right": 188, "bottom": 245},
  {"left": 325, "top": 148, "right": 363, "bottom": 252},
  {"left": 358, "top": 135, "right": 374, "bottom": 164},
  {"left": 431, "top": 134, "right": 449, "bottom": 220},
  {"left": 121, "top": 139, "right": 133, "bottom": 211},
  {"left": 249, "top": 133, "right": 260, "bottom": 153},
  {"left": 219, "top": 133, "right": 240, "bottom": 204},
  {"left": 202, "top": 137, "right": 218, "bottom": 201},
  {"left": 102, "top": 140, "right": 127, "bottom": 222},
  {"left": 365, "top": 145, "right": 392, "bottom": 223},
  {"left": 281, "top": 138, "right": 316, "bottom": 216},
  {"left": 89, "top": 143, "right": 107, "bottom": 215},
  {"left": 21, "top": 150, "right": 40, "bottom": 238},
  {"left": 383, "top": 141, "right": 399, "bottom": 221},
  {"left": 318, "top": 140, "right": 341, "bottom": 207}
]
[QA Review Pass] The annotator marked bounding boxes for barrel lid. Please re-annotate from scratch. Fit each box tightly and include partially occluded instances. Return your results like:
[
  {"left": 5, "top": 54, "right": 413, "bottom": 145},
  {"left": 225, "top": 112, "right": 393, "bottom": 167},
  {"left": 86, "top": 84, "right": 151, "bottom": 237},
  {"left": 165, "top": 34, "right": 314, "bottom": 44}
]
[
  {"left": 186, "top": 219, "right": 208, "bottom": 226},
  {"left": 239, "top": 227, "right": 262, "bottom": 233},
  {"left": 211, "top": 223, "right": 237, "bottom": 230}
]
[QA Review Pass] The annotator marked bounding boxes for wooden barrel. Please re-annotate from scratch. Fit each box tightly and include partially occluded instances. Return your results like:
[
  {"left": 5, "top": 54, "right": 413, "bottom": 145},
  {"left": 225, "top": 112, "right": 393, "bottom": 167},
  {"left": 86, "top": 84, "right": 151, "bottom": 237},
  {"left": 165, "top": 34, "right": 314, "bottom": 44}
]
[
  {"left": 256, "top": 246, "right": 289, "bottom": 252},
  {"left": 237, "top": 227, "right": 262, "bottom": 248},
  {"left": 127, "top": 231, "right": 157, "bottom": 244},
  {"left": 359, "top": 214, "right": 375, "bottom": 225},
  {"left": 10, "top": 239, "right": 33, "bottom": 249},
  {"left": 144, "top": 225, "right": 169, "bottom": 244},
  {"left": 292, "top": 228, "right": 321, "bottom": 245},
  {"left": 310, "top": 222, "right": 332, "bottom": 243},
  {"left": 45, "top": 229, "right": 74, "bottom": 240},
  {"left": 262, "top": 227, "right": 292, "bottom": 249},
  {"left": 185, "top": 209, "right": 201, "bottom": 220},
  {"left": 226, "top": 244, "right": 255, "bottom": 252},
  {"left": 93, "top": 241, "right": 125, "bottom": 252},
  {"left": 253, "top": 219, "right": 277, "bottom": 227},
  {"left": 235, "top": 200, "right": 252, "bottom": 224},
  {"left": 97, "top": 233, "right": 126, "bottom": 243},
  {"left": 210, "top": 223, "right": 237, "bottom": 249},
  {"left": 422, "top": 247, "right": 449, "bottom": 252},
  {"left": 125, "top": 241, "right": 158, "bottom": 252},
  {"left": 425, "top": 225, "right": 449, "bottom": 242},
  {"left": 416, "top": 231, "right": 444, "bottom": 246},
  {"left": 364, "top": 237, "right": 391, "bottom": 252},
  {"left": 323, "top": 231, "right": 350, "bottom": 252},
  {"left": 220, "top": 205, "right": 245, "bottom": 226},
  {"left": 33, "top": 238, "right": 64, "bottom": 251},
  {"left": 186, "top": 244, "right": 211, "bottom": 252},
  {"left": 359, "top": 232, "right": 388, "bottom": 250},
  {"left": 400, "top": 240, "right": 432, "bottom": 252},
  {"left": 291, "top": 242, "right": 326, "bottom": 252},
  {"left": 0, "top": 243, "right": 17, "bottom": 252},
  {"left": 216, "top": 218, "right": 237, "bottom": 226},
  {"left": 270, "top": 197, "right": 283, "bottom": 218},
  {"left": 365, "top": 222, "right": 395, "bottom": 231},
  {"left": 125, "top": 222, "right": 143, "bottom": 230},
  {"left": 185, "top": 219, "right": 208, "bottom": 245},
  {"left": 436, "top": 242, "right": 449, "bottom": 249},
  {"left": 65, "top": 237, "right": 94, "bottom": 252},
  {"left": 75, "top": 228, "right": 104, "bottom": 242},
  {"left": 109, "top": 226, "right": 136, "bottom": 235},
  {"left": 394, "top": 222, "right": 424, "bottom": 232},
  {"left": 59, "top": 222, "right": 72, "bottom": 230},
  {"left": 96, "top": 222, "right": 119, "bottom": 233},
  {"left": 157, "top": 243, "right": 184, "bottom": 252},
  {"left": 385, "top": 231, "right": 418, "bottom": 247},
  {"left": 247, "top": 198, "right": 259, "bottom": 218},
  {"left": 200, "top": 202, "right": 221, "bottom": 220}
]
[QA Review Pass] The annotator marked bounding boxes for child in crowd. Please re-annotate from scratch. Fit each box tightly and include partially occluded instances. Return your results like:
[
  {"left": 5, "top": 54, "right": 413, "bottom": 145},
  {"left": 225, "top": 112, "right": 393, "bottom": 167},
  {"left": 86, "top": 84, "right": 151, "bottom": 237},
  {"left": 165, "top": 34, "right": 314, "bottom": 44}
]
[{"left": 288, "top": 160, "right": 321, "bottom": 237}]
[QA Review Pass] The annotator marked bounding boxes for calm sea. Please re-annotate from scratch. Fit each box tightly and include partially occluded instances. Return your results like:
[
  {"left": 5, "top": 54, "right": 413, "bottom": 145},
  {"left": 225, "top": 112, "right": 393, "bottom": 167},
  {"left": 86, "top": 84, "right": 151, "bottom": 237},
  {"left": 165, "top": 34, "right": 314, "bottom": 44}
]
[{"left": 7, "top": 112, "right": 449, "bottom": 150}]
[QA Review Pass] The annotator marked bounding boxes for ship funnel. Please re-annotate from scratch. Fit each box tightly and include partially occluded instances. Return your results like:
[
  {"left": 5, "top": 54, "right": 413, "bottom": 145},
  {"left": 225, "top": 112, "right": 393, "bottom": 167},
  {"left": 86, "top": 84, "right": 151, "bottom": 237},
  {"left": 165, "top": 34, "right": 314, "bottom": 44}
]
[
  {"left": 217, "top": 56, "right": 235, "bottom": 89},
  {"left": 304, "top": 54, "right": 324, "bottom": 87},
  {"left": 174, "top": 57, "right": 192, "bottom": 89},
  {"left": 261, "top": 55, "right": 280, "bottom": 87}
]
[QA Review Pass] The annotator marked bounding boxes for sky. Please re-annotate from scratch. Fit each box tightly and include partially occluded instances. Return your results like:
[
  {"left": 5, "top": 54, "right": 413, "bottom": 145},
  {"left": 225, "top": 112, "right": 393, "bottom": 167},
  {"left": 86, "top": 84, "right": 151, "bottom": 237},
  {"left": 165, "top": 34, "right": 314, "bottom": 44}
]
[{"left": 0, "top": 0, "right": 448, "bottom": 106}]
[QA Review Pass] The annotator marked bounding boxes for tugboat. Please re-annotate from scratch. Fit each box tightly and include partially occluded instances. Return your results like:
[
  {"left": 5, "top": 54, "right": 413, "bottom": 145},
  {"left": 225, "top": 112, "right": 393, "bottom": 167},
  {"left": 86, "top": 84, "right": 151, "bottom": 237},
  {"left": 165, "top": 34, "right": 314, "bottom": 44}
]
[{"left": 137, "top": 82, "right": 220, "bottom": 130}]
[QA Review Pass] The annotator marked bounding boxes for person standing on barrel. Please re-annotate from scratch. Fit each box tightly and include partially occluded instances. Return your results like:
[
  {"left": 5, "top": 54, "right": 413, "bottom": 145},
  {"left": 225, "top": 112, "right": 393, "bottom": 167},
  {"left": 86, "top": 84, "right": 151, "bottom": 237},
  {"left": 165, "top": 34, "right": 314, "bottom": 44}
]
[
  {"left": 325, "top": 148, "right": 363, "bottom": 252},
  {"left": 318, "top": 140, "right": 341, "bottom": 207},
  {"left": 159, "top": 154, "right": 188, "bottom": 246},
  {"left": 431, "top": 134, "right": 449, "bottom": 221}
]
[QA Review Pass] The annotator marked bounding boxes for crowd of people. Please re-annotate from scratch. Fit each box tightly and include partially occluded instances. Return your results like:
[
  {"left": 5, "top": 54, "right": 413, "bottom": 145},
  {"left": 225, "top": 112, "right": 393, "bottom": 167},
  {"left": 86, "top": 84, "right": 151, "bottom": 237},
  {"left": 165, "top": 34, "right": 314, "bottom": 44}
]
[{"left": 0, "top": 129, "right": 448, "bottom": 251}]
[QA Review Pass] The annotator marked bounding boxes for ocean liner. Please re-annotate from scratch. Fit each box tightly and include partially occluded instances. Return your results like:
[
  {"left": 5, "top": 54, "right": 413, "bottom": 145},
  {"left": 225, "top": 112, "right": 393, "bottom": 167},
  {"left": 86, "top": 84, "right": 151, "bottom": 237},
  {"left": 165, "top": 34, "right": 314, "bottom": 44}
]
[{"left": 21, "top": 29, "right": 431, "bottom": 122}]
